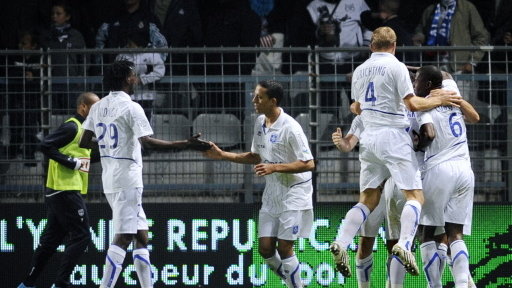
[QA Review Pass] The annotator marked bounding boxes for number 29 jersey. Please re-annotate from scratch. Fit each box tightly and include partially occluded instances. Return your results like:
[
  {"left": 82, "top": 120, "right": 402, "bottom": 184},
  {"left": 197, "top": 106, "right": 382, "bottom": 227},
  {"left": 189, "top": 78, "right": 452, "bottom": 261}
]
[
  {"left": 351, "top": 52, "right": 414, "bottom": 129},
  {"left": 83, "top": 91, "right": 154, "bottom": 193}
]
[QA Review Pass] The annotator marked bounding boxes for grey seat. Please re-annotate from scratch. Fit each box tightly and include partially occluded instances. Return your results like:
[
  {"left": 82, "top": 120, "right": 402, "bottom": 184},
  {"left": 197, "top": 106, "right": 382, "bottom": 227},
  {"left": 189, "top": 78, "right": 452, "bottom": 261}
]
[
  {"left": 152, "top": 114, "right": 191, "bottom": 141},
  {"left": 193, "top": 113, "right": 241, "bottom": 149}
]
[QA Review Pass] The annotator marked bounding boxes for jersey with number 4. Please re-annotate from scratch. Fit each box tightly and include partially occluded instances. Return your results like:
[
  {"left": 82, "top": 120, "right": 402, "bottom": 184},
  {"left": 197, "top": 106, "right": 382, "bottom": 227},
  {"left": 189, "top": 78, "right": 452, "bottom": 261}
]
[
  {"left": 416, "top": 83, "right": 470, "bottom": 171},
  {"left": 351, "top": 52, "right": 413, "bottom": 129},
  {"left": 83, "top": 91, "right": 154, "bottom": 193}
]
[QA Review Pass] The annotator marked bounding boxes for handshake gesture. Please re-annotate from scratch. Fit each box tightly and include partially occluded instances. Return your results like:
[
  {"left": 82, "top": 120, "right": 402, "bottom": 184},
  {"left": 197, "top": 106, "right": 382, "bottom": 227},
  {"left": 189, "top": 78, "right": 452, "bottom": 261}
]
[{"left": 185, "top": 133, "right": 212, "bottom": 151}]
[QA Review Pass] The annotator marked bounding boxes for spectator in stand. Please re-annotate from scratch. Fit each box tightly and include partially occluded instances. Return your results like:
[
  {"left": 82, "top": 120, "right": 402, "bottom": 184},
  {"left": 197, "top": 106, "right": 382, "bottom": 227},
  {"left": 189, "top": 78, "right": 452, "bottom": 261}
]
[
  {"left": 196, "top": 0, "right": 260, "bottom": 118},
  {"left": 40, "top": 0, "right": 87, "bottom": 114},
  {"left": 116, "top": 33, "right": 166, "bottom": 122},
  {"left": 412, "top": 0, "right": 489, "bottom": 117},
  {"left": 251, "top": 0, "right": 288, "bottom": 76},
  {"left": 360, "top": 0, "right": 417, "bottom": 63},
  {"left": 150, "top": 0, "right": 202, "bottom": 113},
  {"left": 306, "top": 0, "right": 372, "bottom": 120},
  {"left": 412, "top": 0, "right": 489, "bottom": 74},
  {"left": 153, "top": 0, "right": 202, "bottom": 76},
  {"left": 3, "top": 29, "right": 42, "bottom": 163},
  {"left": 95, "top": 0, "right": 167, "bottom": 66}
]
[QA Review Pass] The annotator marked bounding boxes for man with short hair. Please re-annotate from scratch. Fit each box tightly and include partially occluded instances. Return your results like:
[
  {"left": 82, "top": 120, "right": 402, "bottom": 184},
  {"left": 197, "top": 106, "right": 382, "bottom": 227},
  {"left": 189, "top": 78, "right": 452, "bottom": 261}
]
[
  {"left": 330, "top": 26, "right": 462, "bottom": 278},
  {"left": 202, "top": 80, "right": 315, "bottom": 288},
  {"left": 17, "top": 92, "right": 100, "bottom": 288},
  {"left": 414, "top": 65, "right": 479, "bottom": 288},
  {"left": 80, "top": 60, "right": 209, "bottom": 288}
]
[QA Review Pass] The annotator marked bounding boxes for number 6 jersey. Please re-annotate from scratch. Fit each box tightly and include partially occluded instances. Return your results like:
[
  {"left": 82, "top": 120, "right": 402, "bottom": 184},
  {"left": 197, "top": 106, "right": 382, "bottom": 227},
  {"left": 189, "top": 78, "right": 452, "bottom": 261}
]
[
  {"left": 416, "top": 79, "right": 470, "bottom": 171},
  {"left": 83, "top": 91, "right": 154, "bottom": 193}
]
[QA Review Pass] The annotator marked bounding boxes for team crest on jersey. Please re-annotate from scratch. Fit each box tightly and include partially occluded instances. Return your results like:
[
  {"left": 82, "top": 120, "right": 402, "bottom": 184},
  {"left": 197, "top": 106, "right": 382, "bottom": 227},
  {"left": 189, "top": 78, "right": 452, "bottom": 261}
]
[
  {"left": 292, "top": 225, "right": 299, "bottom": 234},
  {"left": 78, "top": 209, "right": 84, "bottom": 217},
  {"left": 270, "top": 134, "right": 279, "bottom": 143}
]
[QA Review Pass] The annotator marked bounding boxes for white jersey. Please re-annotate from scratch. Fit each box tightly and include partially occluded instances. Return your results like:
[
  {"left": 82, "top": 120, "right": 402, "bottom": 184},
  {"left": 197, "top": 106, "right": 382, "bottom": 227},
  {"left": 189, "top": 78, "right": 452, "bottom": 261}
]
[
  {"left": 352, "top": 52, "right": 414, "bottom": 129},
  {"left": 416, "top": 80, "right": 471, "bottom": 171},
  {"left": 347, "top": 115, "right": 364, "bottom": 139},
  {"left": 83, "top": 91, "right": 154, "bottom": 193},
  {"left": 251, "top": 108, "right": 314, "bottom": 213}
]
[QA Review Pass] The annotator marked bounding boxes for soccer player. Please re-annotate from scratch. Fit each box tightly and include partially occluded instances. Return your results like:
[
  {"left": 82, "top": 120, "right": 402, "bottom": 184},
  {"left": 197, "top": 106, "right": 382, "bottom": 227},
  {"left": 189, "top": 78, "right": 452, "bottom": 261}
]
[
  {"left": 79, "top": 60, "right": 208, "bottom": 288},
  {"left": 329, "top": 26, "right": 462, "bottom": 278},
  {"left": 202, "top": 80, "right": 315, "bottom": 288},
  {"left": 332, "top": 117, "right": 399, "bottom": 288},
  {"left": 17, "top": 92, "right": 100, "bottom": 288},
  {"left": 414, "top": 65, "right": 479, "bottom": 288}
]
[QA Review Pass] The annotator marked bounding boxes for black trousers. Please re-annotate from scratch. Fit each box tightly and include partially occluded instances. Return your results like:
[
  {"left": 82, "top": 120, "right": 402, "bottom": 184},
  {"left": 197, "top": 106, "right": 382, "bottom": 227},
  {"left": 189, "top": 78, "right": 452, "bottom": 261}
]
[{"left": 23, "top": 190, "right": 91, "bottom": 288}]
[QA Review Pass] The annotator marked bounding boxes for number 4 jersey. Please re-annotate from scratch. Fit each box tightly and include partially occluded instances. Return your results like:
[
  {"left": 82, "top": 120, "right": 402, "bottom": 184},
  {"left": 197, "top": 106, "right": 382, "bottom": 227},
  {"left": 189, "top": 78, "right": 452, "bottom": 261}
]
[
  {"left": 83, "top": 91, "right": 154, "bottom": 193},
  {"left": 351, "top": 52, "right": 414, "bottom": 130},
  {"left": 416, "top": 79, "right": 471, "bottom": 171}
]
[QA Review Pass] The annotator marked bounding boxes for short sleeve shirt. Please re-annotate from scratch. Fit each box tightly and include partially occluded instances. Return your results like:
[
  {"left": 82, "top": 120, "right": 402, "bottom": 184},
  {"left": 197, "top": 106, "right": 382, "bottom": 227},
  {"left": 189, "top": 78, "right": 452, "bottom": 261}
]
[
  {"left": 83, "top": 91, "right": 153, "bottom": 193},
  {"left": 416, "top": 81, "right": 470, "bottom": 170},
  {"left": 351, "top": 52, "right": 414, "bottom": 129},
  {"left": 251, "top": 108, "right": 314, "bottom": 213}
]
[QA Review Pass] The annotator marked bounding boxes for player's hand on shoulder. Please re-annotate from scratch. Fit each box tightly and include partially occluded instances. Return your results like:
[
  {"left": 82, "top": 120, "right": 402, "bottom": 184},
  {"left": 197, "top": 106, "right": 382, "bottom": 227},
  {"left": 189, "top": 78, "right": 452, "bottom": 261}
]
[{"left": 431, "top": 89, "right": 462, "bottom": 107}]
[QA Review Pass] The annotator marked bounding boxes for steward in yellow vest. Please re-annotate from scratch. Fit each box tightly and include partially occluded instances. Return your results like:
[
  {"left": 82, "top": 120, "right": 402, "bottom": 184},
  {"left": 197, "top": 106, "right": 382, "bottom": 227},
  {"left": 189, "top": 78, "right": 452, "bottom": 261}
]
[{"left": 17, "top": 92, "right": 100, "bottom": 288}]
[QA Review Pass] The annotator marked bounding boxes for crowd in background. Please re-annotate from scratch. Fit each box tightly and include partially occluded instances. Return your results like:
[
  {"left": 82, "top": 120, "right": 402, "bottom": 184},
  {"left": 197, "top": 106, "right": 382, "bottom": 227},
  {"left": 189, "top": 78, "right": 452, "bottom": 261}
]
[
  {"left": 1, "top": 0, "right": 511, "bottom": 163},
  {"left": 1, "top": 0, "right": 511, "bottom": 74}
]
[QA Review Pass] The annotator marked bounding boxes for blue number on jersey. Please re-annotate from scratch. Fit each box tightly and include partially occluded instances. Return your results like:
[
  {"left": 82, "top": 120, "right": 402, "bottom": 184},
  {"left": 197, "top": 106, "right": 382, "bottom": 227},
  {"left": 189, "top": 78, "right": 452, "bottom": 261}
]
[
  {"left": 365, "top": 82, "right": 376, "bottom": 105},
  {"left": 448, "top": 112, "right": 463, "bottom": 137},
  {"left": 96, "top": 122, "right": 119, "bottom": 149}
]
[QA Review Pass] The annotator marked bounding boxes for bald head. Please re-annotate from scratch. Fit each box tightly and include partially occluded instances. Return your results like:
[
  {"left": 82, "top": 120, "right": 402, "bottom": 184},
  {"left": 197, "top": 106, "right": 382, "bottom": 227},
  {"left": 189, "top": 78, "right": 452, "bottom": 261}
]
[{"left": 76, "top": 92, "right": 100, "bottom": 117}]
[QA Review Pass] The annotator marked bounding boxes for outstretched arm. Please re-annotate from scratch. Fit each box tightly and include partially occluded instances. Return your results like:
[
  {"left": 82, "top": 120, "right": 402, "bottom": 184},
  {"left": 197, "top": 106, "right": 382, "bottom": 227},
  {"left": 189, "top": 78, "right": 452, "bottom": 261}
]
[{"left": 203, "top": 142, "right": 261, "bottom": 164}]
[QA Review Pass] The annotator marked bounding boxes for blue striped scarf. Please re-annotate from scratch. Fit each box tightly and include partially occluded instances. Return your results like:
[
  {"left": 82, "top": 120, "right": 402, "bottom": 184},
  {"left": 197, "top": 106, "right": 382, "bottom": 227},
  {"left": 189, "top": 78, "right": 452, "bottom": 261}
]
[
  {"left": 426, "top": 1, "right": 457, "bottom": 46},
  {"left": 250, "top": 0, "right": 274, "bottom": 17}
]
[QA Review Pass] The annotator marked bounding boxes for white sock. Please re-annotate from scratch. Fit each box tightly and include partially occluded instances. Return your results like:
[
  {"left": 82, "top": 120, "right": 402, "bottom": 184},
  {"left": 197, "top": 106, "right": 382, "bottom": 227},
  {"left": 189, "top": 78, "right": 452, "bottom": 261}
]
[
  {"left": 397, "top": 200, "right": 421, "bottom": 250},
  {"left": 450, "top": 240, "right": 470, "bottom": 288},
  {"left": 420, "top": 241, "right": 442, "bottom": 288},
  {"left": 336, "top": 203, "right": 370, "bottom": 248},
  {"left": 437, "top": 243, "right": 448, "bottom": 276},
  {"left": 387, "top": 255, "right": 405, "bottom": 288},
  {"left": 264, "top": 251, "right": 285, "bottom": 280},
  {"left": 100, "top": 245, "right": 126, "bottom": 288},
  {"left": 282, "top": 254, "right": 302, "bottom": 288},
  {"left": 356, "top": 254, "right": 373, "bottom": 288},
  {"left": 133, "top": 248, "right": 153, "bottom": 288}
]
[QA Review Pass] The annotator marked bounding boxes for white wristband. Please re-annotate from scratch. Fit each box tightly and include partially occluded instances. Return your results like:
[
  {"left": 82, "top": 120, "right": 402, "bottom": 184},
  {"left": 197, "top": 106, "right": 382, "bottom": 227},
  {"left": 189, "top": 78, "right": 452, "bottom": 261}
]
[{"left": 73, "top": 158, "right": 82, "bottom": 170}]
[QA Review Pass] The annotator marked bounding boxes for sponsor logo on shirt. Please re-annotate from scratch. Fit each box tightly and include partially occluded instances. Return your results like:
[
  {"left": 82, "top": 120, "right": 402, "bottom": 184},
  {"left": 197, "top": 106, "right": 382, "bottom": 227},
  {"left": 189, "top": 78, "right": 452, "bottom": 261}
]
[{"left": 270, "top": 134, "right": 279, "bottom": 143}]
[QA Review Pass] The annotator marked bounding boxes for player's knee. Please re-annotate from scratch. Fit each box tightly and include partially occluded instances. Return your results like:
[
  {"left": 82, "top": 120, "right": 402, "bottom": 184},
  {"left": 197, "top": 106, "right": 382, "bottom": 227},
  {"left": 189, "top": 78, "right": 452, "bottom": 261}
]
[{"left": 258, "top": 245, "right": 274, "bottom": 259}]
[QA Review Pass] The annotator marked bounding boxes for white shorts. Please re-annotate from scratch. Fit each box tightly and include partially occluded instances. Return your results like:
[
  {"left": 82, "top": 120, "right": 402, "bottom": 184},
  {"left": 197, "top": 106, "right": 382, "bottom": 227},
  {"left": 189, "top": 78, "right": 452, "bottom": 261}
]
[
  {"left": 258, "top": 209, "right": 313, "bottom": 240},
  {"left": 384, "top": 178, "right": 406, "bottom": 240},
  {"left": 359, "top": 193, "right": 385, "bottom": 238},
  {"left": 359, "top": 128, "right": 422, "bottom": 192},
  {"left": 420, "top": 160, "right": 474, "bottom": 231},
  {"left": 105, "top": 188, "right": 148, "bottom": 234}
]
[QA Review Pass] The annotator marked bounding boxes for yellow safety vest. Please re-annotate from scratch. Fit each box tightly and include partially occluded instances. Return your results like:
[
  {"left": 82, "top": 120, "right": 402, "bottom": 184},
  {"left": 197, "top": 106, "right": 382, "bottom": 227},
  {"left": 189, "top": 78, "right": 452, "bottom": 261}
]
[{"left": 46, "top": 117, "right": 91, "bottom": 194}]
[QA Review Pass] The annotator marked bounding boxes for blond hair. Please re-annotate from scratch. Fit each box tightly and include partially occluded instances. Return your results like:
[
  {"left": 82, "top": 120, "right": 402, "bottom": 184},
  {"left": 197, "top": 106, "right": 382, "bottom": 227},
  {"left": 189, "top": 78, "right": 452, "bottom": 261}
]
[{"left": 370, "top": 27, "right": 397, "bottom": 51}]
